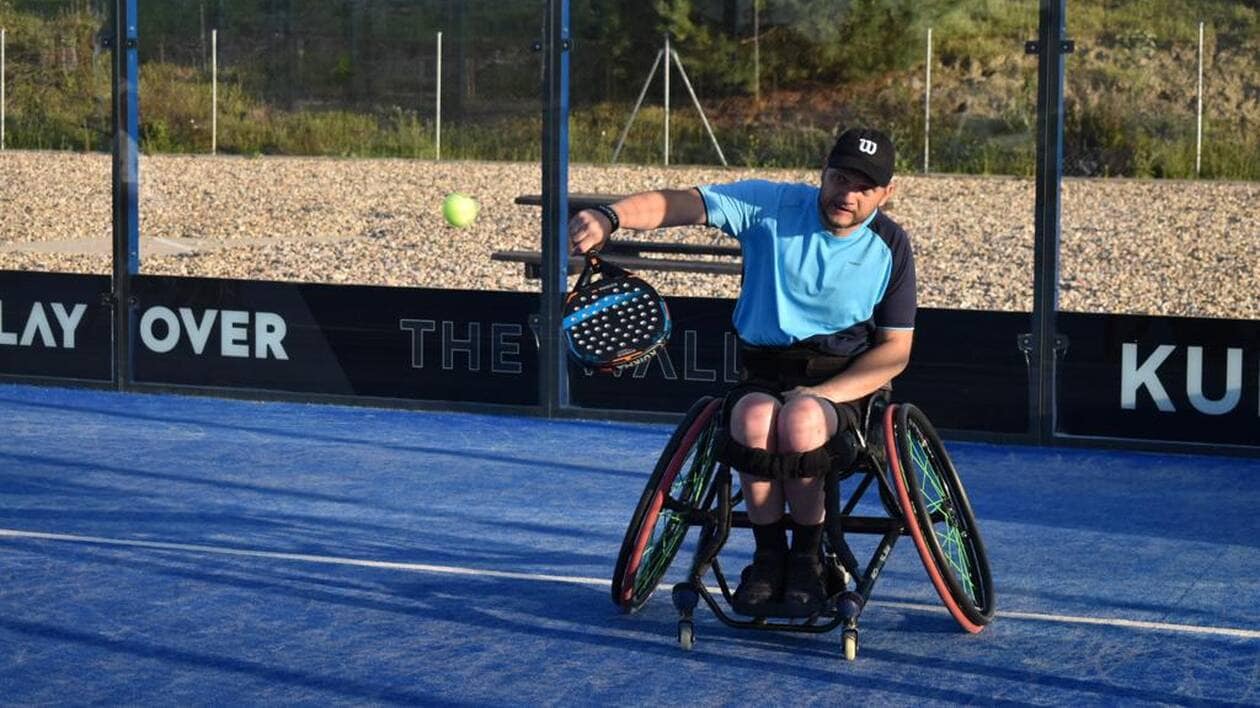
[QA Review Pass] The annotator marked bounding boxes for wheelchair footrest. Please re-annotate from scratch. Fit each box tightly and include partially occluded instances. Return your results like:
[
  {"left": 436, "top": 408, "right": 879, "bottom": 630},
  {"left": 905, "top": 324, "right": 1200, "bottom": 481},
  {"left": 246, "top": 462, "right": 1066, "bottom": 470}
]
[{"left": 731, "top": 597, "right": 829, "bottom": 620}]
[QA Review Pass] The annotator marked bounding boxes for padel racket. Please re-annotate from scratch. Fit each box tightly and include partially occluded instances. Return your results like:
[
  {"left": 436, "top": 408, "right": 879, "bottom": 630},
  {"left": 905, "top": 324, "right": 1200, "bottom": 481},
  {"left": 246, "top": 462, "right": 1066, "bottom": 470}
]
[{"left": 563, "top": 253, "right": 671, "bottom": 373}]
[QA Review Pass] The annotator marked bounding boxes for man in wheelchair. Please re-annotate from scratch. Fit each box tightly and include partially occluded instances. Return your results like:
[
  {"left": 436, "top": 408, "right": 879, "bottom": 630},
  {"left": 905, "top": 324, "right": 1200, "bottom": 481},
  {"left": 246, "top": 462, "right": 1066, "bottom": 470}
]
[{"left": 569, "top": 127, "right": 915, "bottom": 617}]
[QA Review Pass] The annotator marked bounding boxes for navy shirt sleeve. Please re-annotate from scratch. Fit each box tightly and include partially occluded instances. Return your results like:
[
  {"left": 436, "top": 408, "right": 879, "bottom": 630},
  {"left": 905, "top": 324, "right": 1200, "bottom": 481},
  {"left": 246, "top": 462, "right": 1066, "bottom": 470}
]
[{"left": 872, "top": 216, "right": 917, "bottom": 330}]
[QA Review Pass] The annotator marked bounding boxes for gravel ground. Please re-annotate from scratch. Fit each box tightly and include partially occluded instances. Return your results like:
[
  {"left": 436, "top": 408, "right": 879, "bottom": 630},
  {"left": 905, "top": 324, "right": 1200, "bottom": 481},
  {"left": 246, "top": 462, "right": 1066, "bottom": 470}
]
[{"left": 1, "top": 150, "right": 1256, "bottom": 319}]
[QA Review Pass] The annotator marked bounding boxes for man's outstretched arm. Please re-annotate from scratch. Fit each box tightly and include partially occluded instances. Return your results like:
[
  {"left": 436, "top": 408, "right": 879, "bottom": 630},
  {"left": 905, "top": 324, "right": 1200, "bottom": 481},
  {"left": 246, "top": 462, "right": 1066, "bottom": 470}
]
[{"left": 568, "top": 188, "right": 707, "bottom": 253}]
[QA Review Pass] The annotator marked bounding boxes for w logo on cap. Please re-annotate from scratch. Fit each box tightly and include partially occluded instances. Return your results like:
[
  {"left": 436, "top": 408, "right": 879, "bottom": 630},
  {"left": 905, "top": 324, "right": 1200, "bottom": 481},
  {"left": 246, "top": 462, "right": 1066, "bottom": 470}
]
[{"left": 827, "top": 128, "right": 895, "bottom": 186}]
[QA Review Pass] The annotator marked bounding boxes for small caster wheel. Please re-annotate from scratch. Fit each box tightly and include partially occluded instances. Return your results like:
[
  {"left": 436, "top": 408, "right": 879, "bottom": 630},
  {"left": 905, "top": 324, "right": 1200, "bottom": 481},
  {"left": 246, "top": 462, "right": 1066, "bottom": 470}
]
[
  {"left": 842, "top": 629, "right": 858, "bottom": 661},
  {"left": 678, "top": 620, "right": 695, "bottom": 651},
  {"left": 672, "top": 583, "right": 699, "bottom": 614},
  {"left": 837, "top": 591, "right": 864, "bottom": 623}
]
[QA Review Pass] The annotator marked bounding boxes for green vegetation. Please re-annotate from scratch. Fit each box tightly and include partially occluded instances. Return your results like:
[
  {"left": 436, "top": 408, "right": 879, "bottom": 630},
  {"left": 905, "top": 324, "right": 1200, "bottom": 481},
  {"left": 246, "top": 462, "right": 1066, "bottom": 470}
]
[{"left": 1, "top": 0, "right": 1256, "bottom": 179}]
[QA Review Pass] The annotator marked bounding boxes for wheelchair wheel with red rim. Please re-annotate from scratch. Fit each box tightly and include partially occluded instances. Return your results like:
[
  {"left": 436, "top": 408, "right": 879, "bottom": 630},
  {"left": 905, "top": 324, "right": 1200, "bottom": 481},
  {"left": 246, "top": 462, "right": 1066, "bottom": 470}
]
[
  {"left": 611, "top": 396, "right": 723, "bottom": 613},
  {"left": 885, "top": 403, "right": 995, "bottom": 632}
]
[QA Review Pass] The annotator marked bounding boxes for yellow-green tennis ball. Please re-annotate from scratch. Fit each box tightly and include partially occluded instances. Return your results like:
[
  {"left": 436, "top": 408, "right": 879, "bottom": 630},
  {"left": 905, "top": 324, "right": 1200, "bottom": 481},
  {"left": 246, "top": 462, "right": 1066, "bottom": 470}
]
[{"left": 442, "top": 193, "right": 479, "bottom": 227}]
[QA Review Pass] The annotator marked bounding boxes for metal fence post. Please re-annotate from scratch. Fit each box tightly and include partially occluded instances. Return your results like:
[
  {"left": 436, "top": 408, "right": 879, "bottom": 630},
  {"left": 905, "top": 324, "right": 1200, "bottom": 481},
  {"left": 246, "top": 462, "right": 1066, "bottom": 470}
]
[
  {"left": 1196, "top": 20, "right": 1204, "bottom": 177},
  {"left": 924, "top": 27, "right": 932, "bottom": 174},
  {"left": 539, "top": 0, "right": 571, "bottom": 416},
  {"left": 663, "top": 33, "right": 670, "bottom": 166},
  {"left": 1, "top": 27, "right": 6, "bottom": 151},
  {"left": 211, "top": 28, "right": 217, "bottom": 154},
  {"left": 1028, "top": 0, "right": 1070, "bottom": 443},
  {"left": 436, "top": 31, "right": 442, "bottom": 161},
  {"left": 110, "top": 0, "right": 141, "bottom": 390}
]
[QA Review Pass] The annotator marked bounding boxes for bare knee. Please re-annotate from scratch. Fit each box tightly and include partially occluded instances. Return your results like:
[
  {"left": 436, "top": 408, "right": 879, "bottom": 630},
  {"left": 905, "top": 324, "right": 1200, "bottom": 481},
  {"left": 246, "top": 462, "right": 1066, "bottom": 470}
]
[
  {"left": 729, "top": 393, "right": 780, "bottom": 450},
  {"left": 776, "top": 396, "right": 838, "bottom": 452}
]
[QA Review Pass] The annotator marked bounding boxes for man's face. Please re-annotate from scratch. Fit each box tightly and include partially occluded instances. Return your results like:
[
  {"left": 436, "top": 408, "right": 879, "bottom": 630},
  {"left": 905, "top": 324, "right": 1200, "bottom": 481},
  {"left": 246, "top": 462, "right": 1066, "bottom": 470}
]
[{"left": 818, "top": 167, "right": 892, "bottom": 232}]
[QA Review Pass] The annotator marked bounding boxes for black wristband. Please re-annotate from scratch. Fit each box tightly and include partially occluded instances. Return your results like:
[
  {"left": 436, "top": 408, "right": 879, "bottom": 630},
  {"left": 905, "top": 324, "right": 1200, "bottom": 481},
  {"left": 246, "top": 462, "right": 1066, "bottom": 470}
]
[{"left": 592, "top": 203, "right": 620, "bottom": 233}]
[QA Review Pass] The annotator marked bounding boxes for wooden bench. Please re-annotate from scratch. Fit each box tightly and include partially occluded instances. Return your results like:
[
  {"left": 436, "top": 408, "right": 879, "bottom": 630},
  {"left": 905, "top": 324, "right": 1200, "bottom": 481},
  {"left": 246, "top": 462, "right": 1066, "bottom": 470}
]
[{"left": 500, "top": 193, "right": 741, "bottom": 279}]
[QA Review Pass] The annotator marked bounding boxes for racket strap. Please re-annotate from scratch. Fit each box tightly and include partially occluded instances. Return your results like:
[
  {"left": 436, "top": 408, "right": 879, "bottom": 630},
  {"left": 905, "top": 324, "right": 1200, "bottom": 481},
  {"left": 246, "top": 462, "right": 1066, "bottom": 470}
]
[{"left": 573, "top": 252, "right": 630, "bottom": 292}]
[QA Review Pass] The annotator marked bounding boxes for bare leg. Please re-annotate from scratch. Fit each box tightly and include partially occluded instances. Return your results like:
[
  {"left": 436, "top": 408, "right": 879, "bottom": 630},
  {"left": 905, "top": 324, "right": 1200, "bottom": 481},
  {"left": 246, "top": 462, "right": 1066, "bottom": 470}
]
[
  {"left": 777, "top": 396, "right": 838, "bottom": 525},
  {"left": 728, "top": 392, "right": 790, "bottom": 609},
  {"left": 728, "top": 393, "right": 782, "bottom": 524},
  {"left": 775, "top": 395, "right": 842, "bottom": 607}
]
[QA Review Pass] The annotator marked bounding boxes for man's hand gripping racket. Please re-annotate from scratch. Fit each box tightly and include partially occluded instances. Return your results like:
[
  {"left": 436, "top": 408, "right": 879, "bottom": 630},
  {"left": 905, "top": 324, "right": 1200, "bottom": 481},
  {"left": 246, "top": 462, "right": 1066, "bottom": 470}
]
[{"left": 562, "top": 252, "right": 672, "bottom": 373}]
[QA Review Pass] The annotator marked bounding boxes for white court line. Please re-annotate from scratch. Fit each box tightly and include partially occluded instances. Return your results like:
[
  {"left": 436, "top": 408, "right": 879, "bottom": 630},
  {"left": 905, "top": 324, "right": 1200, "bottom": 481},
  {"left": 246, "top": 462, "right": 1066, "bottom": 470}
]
[
  {"left": 0, "top": 528, "right": 611, "bottom": 587},
  {"left": 875, "top": 600, "right": 1260, "bottom": 640},
  {"left": 150, "top": 237, "right": 197, "bottom": 254},
  {"left": 3, "top": 527, "right": 1259, "bottom": 641}
]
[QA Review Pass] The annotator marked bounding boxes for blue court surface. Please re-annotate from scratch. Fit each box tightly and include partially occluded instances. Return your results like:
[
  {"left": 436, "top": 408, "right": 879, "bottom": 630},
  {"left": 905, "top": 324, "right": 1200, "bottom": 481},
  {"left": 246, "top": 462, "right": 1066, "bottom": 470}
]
[{"left": 1, "top": 382, "right": 1257, "bottom": 706}]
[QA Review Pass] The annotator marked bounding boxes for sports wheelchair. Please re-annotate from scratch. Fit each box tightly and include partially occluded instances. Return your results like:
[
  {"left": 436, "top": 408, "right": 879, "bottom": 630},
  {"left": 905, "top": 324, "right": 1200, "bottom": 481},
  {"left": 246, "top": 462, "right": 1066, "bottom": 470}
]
[{"left": 610, "top": 390, "right": 995, "bottom": 660}]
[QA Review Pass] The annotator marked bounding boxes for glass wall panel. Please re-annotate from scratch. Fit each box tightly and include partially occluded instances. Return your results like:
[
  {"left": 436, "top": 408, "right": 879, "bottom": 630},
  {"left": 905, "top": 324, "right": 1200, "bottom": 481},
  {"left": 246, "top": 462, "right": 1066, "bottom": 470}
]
[
  {"left": 565, "top": 0, "right": 1039, "bottom": 311},
  {"left": 564, "top": 1, "right": 1039, "bottom": 428},
  {"left": 1061, "top": 2, "right": 1258, "bottom": 319},
  {"left": 136, "top": 0, "right": 544, "bottom": 289},
  {"left": 1056, "top": 2, "right": 1258, "bottom": 446},
  {"left": 0, "top": 0, "right": 111, "bottom": 275}
]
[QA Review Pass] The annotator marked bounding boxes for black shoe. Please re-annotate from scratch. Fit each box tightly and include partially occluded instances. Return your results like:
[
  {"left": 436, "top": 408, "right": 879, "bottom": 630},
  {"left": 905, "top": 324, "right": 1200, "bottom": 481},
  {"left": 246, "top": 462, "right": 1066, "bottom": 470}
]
[
  {"left": 732, "top": 549, "right": 786, "bottom": 611},
  {"left": 782, "top": 552, "right": 826, "bottom": 610}
]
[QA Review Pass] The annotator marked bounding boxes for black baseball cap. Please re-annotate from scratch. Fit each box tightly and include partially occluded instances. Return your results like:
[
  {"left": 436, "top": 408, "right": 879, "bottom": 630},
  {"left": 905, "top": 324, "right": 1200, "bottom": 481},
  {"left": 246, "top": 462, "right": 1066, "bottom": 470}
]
[{"left": 826, "top": 128, "right": 895, "bottom": 187}]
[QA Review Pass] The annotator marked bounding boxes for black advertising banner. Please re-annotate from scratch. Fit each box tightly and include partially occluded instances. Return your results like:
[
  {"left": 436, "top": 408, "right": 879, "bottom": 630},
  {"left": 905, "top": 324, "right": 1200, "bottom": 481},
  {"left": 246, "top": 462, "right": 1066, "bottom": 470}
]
[
  {"left": 0, "top": 271, "right": 112, "bottom": 382},
  {"left": 1058, "top": 312, "right": 1258, "bottom": 447},
  {"left": 131, "top": 276, "right": 539, "bottom": 405},
  {"left": 17, "top": 271, "right": 1254, "bottom": 448},
  {"left": 570, "top": 298, "right": 1032, "bottom": 435},
  {"left": 896, "top": 309, "right": 1030, "bottom": 434}
]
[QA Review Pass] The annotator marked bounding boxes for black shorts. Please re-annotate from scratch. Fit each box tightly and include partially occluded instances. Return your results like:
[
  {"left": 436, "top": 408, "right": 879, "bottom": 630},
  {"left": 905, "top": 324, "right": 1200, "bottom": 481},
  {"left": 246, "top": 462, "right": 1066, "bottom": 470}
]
[
  {"left": 724, "top": 344, "right": 870, "bottom": 433},
  {"left": 717, "top": 344, "right": 884, "bottom": 479}
]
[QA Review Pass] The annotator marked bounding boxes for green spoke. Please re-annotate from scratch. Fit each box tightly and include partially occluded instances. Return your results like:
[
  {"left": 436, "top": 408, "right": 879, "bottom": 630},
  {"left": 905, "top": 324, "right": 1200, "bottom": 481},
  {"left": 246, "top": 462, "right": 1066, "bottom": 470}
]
[
  {"left": 910, "top": 421, "right": 981, "bottom": 605},
  {"left": 895, "top": 407, "right": 991, "bottom": 625},
  {"left": 910, "top": 435, "right": 948, "bottom": 508},
  {"left": 934, "top": 515, "right": 977, "bottom": 600},
  {"left": 636, "top": 513, "right": 682, "bottom": 595},
  {"left": 919, "top": 455, "right": 948, "bottom": 503},
  {"left": 631, "top": 417, "right": 720, "bottom": 602}
]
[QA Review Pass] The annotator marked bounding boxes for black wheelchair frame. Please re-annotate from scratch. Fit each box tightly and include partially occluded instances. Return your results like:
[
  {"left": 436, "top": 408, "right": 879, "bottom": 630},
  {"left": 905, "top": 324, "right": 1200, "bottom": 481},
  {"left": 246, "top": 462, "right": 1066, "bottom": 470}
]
[{"left": 610, "top": 390, "right": 995, "bottom": 660}]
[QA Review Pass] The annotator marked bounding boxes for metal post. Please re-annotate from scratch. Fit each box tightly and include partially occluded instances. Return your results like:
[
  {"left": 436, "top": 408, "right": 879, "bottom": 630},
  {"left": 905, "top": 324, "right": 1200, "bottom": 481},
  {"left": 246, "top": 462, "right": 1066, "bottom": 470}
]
[
  {"left": 110, "top": 0, "right": 141, "bottom": 389},
  {"left": 663, "top": 34, "right": 670, "bottom": 166},
  {"left": 752, "top": 0, "right": 760, "bottom": 104},
  {"left": 539, "top": 0, "right": 571, "bottom": 415},
  {"left": 924, "top": 27, "right": 932, "bottom": 173},
  {"left": 436, "top": 31, "right": 442, "bottom": 161},
  {"left": 611, "top": 50, "right": 663, "bottom": 164},
  {"left": 671, "top": 49, "right": 727, "bottom": 166},
  {"left": 199, "top": 0, "right": 206, "bottom": 65},
  {"left": 1196, "top": 21, "right": 1203, "bottom": 177},
  {"left": 211, "top": 28, "right": 217, "bottom": 154},
  {"left": 1, "top": 27, "right": 6, "bottom": 151},
  {"left": 1028, "top": 0, "right": 1069, "bottom": 443}
]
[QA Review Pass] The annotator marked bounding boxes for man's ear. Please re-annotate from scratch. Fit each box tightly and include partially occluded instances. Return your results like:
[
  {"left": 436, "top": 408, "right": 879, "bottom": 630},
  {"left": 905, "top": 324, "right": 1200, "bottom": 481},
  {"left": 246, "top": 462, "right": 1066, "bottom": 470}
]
[{"left": 878, "top": 178, "right": 897, "bottom": 207}]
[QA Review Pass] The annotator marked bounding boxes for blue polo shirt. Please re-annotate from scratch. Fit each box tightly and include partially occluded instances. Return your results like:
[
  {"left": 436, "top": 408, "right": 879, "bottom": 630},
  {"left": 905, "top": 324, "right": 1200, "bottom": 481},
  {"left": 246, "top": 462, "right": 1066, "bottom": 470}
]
[{"left": 699, "top": 180, "right": 916, "bottom": 358}]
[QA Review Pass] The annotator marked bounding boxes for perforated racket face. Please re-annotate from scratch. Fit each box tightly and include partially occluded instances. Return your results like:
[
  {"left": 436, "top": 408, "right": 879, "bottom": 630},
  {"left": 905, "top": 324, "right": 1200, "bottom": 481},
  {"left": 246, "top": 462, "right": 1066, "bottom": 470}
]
[{"left": 563, "top": 275, "right": 671, "bottom": 372}]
